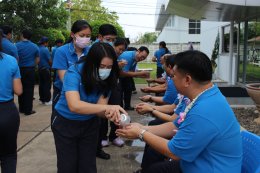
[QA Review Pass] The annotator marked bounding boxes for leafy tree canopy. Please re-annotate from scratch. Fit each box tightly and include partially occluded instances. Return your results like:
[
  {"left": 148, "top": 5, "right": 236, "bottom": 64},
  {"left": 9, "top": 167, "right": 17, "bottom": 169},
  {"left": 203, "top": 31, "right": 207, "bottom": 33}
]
[
  {"left": 90, "top": 20, "right": 125, "bottom": 40},
  {"left": 70, "top": 0, "right": 119, "bottom": 25},
  {"left": 0, "top": 0, "right": 68, "bottom": 38},
  {"left": 136, "top": 32, "right": 158, "bottom": 44}
]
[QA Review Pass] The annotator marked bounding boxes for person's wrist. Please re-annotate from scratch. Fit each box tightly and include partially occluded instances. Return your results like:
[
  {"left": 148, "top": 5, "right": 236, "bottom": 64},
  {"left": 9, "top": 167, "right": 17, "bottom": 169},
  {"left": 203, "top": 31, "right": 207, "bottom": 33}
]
[
  {"left": 149, "top": 96, "right": 153, "bottom": 102},
  {"left": 150, "top": 107, "right": 156, "bottom": 114},
  {"left": 138, "top": 129, "right": 147, "bottom": 141}
]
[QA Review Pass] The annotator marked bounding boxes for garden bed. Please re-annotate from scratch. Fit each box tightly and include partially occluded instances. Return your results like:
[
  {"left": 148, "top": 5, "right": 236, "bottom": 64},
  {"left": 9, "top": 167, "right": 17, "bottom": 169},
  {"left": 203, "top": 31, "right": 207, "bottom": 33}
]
[{"left": 233, "top": 107, "right": 260, "bottom": 136}]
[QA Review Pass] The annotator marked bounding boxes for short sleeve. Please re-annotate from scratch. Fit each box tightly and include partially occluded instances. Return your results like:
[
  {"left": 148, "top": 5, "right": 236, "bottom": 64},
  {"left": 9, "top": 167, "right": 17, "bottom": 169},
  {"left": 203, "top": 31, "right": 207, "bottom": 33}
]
[
  {"left": 168, "top": 115, "right": 218, "bottom": 162},
  {"left": 11, "top": 58, "right": 21, "bottom": 79},
  {"left": 63, "top": 66, "right": 81, "bottom": 92},
  {"left": 52, "top": 48, "right": 68, "bottom": 70}
]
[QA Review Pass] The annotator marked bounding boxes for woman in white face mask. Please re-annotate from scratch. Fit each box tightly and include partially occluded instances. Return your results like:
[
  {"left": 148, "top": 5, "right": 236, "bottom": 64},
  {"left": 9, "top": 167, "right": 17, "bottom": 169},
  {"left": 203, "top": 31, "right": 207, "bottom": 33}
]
[
  {"left": 52, "top": 20, "right": 92, "bottom": 118},
  {"left": 52, "top": 42, "right": 127, "bottom": 173}
]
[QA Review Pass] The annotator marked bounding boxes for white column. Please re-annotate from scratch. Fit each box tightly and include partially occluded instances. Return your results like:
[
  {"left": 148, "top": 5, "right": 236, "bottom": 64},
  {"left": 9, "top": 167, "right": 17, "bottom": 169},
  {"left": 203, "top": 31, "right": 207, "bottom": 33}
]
[{"left": 229, "top": 21, "right": 234, "bottom": 85}]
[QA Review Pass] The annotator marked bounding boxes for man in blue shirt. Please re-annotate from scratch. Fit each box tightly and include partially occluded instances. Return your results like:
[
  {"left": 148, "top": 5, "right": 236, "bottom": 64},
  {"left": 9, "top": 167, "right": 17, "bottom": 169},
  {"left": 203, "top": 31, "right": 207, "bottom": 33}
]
[
  {"left": 118, "top": 46, "right": 150, "bottom": 110},
  {"left": 38, "top": 37, "right": 52, "bottom": 106},
  {"left": 16, "top": 29, "right": 40, "bottom": 115},
  {"left": 0, "top": 25, "right": 18, "bottom": 60},
  {"left": 116, "top": 50, "right": 242, "bottom": 173}
]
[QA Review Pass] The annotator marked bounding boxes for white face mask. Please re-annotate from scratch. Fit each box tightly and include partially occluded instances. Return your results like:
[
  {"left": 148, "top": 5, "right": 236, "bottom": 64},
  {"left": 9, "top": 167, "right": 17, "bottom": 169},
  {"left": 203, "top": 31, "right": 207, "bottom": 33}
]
[
  {"left": 99, "top": 69, "right": 111, "bottom": 80},
  {"left": 75, "top": 36, "right": 91, "bottom": 48}
]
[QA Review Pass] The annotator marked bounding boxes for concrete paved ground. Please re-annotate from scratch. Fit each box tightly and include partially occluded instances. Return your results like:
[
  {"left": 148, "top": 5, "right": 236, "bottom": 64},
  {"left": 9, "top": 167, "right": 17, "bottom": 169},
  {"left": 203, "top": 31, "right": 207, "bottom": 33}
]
[
  {"left": 3, "top": 84, "right": 254, "bottom": 173},
  {"left": 12, "top": 84, "right": 149, "bottom": 173}
]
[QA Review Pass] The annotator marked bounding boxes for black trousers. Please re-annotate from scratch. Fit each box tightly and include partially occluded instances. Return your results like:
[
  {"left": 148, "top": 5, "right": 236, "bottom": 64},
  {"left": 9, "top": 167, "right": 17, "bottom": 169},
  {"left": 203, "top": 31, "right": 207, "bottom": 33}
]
[
  {"left": 120, "top": 77, "right": 133, "bottom": 108},
  {"left": 52, "top": 110, "right": 99, "bottom": 173},
  {"left": 99, "top": 83, "right": 122, "bottom": 142},
  {"left": 141, "top": 118, "right": 166, "bottom": 170},
  {"left": 130, "top": 77, "right": 136, "bottom": 91},
  {"left": 0, "top": 101, "right": 20, "bottom": 173},
  {"left": 39, "top": 68, "right": 52, "bottom": 102},
  {"left": 156, "top": 66, "right": 164, "bottom": 78},
  {"left": 141, "top": 118, "right": 182, "bottom": 173},
  {"left": 18, "top": 67, "right": 35, "bottom": 113},
  {"left": 143, "top": 160, "right": 182, "bottom": 173}
]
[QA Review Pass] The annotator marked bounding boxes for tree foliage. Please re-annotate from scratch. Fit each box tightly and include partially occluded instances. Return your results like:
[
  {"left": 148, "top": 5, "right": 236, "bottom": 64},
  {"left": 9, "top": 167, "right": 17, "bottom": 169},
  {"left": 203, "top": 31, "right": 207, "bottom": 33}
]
[
  {"left": 136, "top": 32, "right": 158, "bottom": 44},
  {"left": 89, "top": 20, "right": 125, "bottom": 40},
  {"left": 211, "top": 32, "right": 219, "bottom": 71},
  {"left": 248, "top": 22, "right": 260, "bottom": 40},
  {"left": 70, "top": 0, "right": 119, "bottom": 25},
  {"left": 0, "top": 0, "right": 68, "bottom": 38}
]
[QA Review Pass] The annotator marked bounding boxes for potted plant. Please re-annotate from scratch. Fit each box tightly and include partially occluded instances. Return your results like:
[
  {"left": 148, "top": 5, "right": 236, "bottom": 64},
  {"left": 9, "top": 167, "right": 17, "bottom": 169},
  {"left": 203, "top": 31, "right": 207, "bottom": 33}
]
[{"left": 245, "top": 83, "right": 260, "bottom": 125}]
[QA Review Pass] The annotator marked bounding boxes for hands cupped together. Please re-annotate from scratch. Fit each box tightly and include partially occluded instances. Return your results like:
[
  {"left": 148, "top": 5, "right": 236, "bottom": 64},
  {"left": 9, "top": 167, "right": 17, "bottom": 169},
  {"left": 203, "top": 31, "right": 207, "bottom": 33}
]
[
  {"left": 116, "top": 123, "right": 143, "bottom": 140},
  {"left": 135, "top": 103, "right": 154, "bottom": 115}
]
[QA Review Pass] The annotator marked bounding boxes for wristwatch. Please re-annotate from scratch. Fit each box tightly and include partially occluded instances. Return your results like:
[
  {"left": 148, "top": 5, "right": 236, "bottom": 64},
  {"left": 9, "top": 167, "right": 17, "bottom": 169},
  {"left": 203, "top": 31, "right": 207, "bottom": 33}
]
[{"left": 138, "top": 129, "right": 147, "bottom": 141}]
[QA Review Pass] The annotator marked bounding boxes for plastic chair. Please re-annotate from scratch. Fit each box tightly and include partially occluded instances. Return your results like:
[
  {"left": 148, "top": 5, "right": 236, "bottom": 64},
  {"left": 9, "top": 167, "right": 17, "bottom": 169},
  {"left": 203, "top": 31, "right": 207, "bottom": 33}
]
[{"left": 241, "top": 130, "right": 260, "bottom": 173}]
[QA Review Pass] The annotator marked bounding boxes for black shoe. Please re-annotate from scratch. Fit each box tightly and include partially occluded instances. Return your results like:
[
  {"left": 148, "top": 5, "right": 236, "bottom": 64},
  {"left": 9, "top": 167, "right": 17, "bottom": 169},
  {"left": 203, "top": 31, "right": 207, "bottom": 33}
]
[
  {"left": 96, "top": 149, "right": 110, "bottom": 160},
  {"left": 24, "top": 110, "right": 36, "bottom": 116},
  {"left": 125, "top": 106, "right": 135, "bottom": 111}
]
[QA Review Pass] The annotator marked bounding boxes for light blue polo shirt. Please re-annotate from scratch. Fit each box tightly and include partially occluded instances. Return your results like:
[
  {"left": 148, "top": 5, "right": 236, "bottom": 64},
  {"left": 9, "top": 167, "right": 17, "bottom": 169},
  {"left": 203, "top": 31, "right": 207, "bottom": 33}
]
[
  {"left": 162, "top": 77, "right": 178, "bottom": 104},
  {"left": 168, "top": 85, "right": 242, "bottom": 173},
  {"left": 154, "top": 48, "right": 171, "bottom": 67},
  {"left": 16, "top": 40, "right": 39, "bottom": 67},
  {"left": 52, "top": 42, "right": 90, "bottom": 90},
  {"left": 0, "top": 53, "right": 21, "bottom": 102},
  {"left": 1, "top": 37, "right": 18, "bottom": 60},
  {"left": 118, "top": 51, "right": 136, "bottom": 72},
  {"left": 38, "top": 45, "right": 51, "bottom": 69},
  {"left": 55, "top": 63, "right": 102, "bottom": 120}
]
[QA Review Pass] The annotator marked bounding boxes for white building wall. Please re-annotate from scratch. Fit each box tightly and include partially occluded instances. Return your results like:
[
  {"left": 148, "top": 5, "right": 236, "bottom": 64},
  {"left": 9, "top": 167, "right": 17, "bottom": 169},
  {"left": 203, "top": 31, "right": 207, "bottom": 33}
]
[
  {"left": 200, "top": 21, "right": 228, "bottom": 58},
  {"left": 156, "top": 16, "right": 201, "bottom": 43}
]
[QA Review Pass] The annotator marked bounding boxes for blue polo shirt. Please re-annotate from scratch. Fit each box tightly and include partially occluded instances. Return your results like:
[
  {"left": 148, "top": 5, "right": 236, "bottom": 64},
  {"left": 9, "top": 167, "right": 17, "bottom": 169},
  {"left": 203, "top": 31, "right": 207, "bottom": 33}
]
[
  {"left": 38, "top": 45, "right": 51, "bottom": 69},
  {"left": 0, "top": 53, "right": 21, "bottom": 102},
  {"left": 168, "top": 85, "right": 242, "bottom": 173},
  {"left": 162, "top": 77, "right": 177, "bottom": 104},
  {"left": 154, "top": 48, "right": 171, "bottom": 67},
  {"left": 52, "top": 42, "right": 90, "bottom": 90},
  {"left": 1, "top": 38, "right": 18, "bottom": 60},
  {"left": 118, "top": 51, "right": 136, "bottom": 72},
  {"left": 55, "top": 63, "right": 102, "bottom": 120},
  {"left": 16, "top": 40, "right": 39, "bottom": 67}
]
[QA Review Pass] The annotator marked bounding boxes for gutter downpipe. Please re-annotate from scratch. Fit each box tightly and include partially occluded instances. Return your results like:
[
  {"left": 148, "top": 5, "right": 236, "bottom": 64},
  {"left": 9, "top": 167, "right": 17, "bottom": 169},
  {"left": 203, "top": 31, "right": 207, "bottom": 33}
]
[{"left": 229, "top": 21, "right": 234, "bottom": 85}]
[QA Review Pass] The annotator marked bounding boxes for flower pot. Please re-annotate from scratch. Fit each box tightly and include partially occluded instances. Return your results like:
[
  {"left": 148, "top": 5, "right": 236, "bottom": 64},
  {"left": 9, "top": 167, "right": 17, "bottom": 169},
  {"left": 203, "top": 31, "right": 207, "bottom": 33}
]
[{"left": 245, "top": 83, "right": 260, "bottom": 125}]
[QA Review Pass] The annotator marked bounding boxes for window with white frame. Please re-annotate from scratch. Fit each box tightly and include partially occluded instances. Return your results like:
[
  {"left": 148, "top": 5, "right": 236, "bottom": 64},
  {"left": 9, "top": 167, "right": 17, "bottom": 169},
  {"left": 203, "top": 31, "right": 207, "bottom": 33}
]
[
  {"left": 165, "top": 16, "right": 175, "bottom": 27},
  {"left": 189, "top": 19, "right": 200, "bottom": 34}
]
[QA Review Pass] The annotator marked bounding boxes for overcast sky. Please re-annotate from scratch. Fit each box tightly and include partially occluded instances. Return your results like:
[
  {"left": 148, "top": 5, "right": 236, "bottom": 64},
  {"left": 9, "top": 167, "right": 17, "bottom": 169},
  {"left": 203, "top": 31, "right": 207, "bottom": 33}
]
[{"left": 101, "top": 0, "right": 158, "bottom": 42}]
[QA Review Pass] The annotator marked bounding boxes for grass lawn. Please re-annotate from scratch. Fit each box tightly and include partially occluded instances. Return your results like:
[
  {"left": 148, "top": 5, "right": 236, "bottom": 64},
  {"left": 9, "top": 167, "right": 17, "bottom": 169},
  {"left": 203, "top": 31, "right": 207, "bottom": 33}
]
[
  {"left": 134, "top": 62, "right": 157, "bottom": 84},
  {"left": 239, "top": 63, "right": 260, "bottom": 80}
]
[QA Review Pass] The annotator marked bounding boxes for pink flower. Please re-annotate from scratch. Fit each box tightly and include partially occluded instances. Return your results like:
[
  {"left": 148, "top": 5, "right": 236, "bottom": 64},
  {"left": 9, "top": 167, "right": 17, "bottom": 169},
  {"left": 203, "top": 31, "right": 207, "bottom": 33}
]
[{"left": 177, "top": 112, "right": 186, "bottom": 124}]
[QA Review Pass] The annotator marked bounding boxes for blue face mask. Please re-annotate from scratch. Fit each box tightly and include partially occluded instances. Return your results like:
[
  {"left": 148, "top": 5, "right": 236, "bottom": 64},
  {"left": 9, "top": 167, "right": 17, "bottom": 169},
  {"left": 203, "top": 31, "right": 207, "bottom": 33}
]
[
  {"left": 99, "top": 69, "right": 111, "bottom": 80},
  {"left": 103, "top": 40, "right": 114, "bottom": 46}
]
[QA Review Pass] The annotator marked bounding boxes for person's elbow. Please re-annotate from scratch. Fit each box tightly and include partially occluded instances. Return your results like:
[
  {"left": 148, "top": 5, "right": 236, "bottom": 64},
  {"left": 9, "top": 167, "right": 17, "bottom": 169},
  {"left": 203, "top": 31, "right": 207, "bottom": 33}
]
[{"left": 67, "top": 100, "right": 82, "bottom": 113}]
